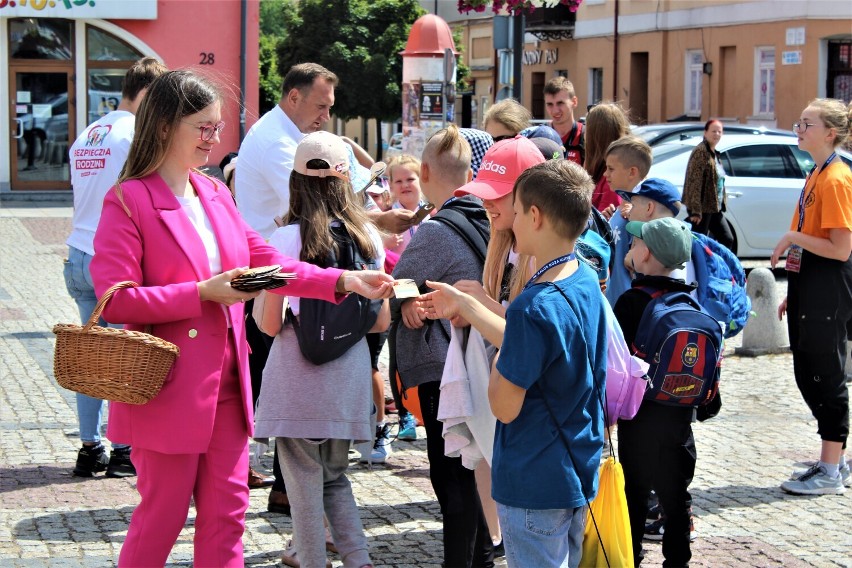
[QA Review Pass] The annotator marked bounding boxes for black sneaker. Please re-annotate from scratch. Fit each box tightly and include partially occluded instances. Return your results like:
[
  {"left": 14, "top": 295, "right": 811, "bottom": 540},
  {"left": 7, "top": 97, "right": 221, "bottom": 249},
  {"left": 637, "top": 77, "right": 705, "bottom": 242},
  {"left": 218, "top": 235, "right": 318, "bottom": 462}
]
[
  {"left": 644, "top": 513, "right": 697, "bottom": 542},
  {"left": 646, "top": 503, "right": 663, "bottom": 521},
  {"left": 73, "top": 444, "right": 109, "bottom": 477},
  {"left": 106, "top": 447, "right": 136, "bottom": 478}
]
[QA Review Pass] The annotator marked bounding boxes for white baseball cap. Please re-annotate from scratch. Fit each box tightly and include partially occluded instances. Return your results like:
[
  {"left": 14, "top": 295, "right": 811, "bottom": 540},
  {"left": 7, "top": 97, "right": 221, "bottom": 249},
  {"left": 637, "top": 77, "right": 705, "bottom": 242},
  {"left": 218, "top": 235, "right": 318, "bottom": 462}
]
[{"left": 294, "top": 131, "right": 350, "bottom": 181}]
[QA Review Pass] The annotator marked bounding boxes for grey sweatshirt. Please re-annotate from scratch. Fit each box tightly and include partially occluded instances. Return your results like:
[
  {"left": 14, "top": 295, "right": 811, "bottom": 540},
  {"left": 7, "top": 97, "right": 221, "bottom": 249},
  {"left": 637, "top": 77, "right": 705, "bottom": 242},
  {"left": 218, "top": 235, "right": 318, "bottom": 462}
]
[{"left": 391, "top": 197, "right": 489, "bottom": 389}]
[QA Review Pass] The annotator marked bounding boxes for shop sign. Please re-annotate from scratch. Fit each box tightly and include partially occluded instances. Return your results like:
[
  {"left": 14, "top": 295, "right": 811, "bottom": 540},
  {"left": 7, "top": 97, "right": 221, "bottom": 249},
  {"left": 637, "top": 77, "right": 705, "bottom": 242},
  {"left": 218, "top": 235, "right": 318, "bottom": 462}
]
[
  {"left": 523, "top": 49, "right": 558, "bottom": 66},
  {"left": 782, "top": 51, "right": 802, "bottom": 65},
  {"left": 0, "top": 0, "right": 157, "bottom": 19}
]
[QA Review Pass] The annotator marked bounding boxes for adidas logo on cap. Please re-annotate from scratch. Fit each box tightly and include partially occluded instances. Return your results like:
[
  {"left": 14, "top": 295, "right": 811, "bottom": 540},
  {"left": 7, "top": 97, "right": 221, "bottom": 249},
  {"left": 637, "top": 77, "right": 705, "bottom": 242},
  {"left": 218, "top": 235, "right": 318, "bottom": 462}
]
[{"left": 480, "top": 160, "right": 507, "bottom": 175}]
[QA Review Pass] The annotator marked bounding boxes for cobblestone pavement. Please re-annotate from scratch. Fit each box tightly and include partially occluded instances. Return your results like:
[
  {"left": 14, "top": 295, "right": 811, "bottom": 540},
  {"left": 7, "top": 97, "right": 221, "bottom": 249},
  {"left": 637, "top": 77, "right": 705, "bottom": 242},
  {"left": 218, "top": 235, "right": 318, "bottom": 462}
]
[{"left": 1, "top": 204, "right": 850, "bottom": 567}]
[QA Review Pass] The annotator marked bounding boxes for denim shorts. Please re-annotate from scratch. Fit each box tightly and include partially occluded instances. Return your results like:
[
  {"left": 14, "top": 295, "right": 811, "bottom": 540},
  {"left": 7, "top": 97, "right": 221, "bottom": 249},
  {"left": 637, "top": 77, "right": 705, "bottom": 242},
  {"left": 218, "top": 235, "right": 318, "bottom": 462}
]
[{"left": 497, "top": 503, "right": 587, "bottom": 568}]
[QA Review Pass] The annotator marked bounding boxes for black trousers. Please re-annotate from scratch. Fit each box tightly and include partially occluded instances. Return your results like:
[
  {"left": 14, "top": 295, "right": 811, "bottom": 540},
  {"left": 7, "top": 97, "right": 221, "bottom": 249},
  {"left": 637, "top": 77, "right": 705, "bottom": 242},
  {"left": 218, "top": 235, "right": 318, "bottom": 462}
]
[
  {"left": 692, "top": 211, "right": 734, "bottom": 252},
  {"left": 786, "top": 252, "right": 852, "bottom": 445},
  {"left": 244, "top": 299, "right": 286, "bottom": 491},
  {"left": 619, "top": 403, "right": 696, "bottom": 568},
  {"left": 418, "top": 381, "right": 494, "bottom": 568}
]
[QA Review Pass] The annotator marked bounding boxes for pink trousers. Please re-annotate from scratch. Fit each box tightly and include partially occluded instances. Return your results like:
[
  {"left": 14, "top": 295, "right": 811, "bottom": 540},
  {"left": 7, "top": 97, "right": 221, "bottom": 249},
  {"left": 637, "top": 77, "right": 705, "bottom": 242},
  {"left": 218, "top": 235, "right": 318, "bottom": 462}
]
[{"left": 118, "top": 336, "right": 249, "bottom": 568}]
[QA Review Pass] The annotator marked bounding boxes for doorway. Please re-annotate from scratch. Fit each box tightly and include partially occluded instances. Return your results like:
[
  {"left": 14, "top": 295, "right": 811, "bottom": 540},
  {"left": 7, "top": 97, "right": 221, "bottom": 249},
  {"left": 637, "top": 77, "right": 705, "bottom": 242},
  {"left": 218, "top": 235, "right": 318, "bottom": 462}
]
[
  {"left": 629, "top": 52, "right": 649, "bottom": 125},
  {"left": 9, "top": 68, "right": 74, "bottom": 190}
]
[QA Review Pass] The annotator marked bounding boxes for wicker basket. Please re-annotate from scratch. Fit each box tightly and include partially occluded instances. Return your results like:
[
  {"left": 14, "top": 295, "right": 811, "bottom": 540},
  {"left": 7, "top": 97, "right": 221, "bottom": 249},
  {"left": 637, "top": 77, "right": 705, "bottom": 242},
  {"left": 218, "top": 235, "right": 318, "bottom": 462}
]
[{"left": 53, "top": 281, "right": 180, "bottom": 405}]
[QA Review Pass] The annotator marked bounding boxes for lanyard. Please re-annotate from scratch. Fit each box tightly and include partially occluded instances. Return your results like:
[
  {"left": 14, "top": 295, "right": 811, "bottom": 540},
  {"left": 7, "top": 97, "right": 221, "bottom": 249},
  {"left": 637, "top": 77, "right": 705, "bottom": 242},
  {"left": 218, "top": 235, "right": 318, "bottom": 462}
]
[
  {"left": 523, "top": 253, "right": 577, "bottom": 290},
  {"left": 797, "top": 152, "right": 836, "bottom": 231}
]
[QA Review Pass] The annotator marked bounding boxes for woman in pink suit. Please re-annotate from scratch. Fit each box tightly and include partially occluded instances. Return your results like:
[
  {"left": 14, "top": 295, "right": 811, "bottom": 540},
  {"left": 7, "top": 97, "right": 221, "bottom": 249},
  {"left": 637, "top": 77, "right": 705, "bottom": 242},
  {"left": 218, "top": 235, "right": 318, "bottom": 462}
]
[{"left": 89, "top": 70, "right": 393, "bottom": 567}]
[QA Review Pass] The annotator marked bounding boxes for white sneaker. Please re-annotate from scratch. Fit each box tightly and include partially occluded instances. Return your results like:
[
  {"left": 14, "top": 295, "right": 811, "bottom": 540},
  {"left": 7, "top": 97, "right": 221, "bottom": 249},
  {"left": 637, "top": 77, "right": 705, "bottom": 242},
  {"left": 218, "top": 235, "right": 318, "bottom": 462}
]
[
  {"left": 791, "top": 462, "right": 851, "bottom": 488},
  {"left": 359, "top": 423, "right": 393, "bottom": 464},
  {"left": 781, "top": 465, "right": 846, "bottom": 495}
]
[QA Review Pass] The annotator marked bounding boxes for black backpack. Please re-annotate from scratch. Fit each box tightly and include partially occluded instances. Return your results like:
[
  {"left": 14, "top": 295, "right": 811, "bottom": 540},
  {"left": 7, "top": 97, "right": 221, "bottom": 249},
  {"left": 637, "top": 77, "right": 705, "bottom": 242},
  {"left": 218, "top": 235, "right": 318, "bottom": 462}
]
[{"left": 286, "top": 222, "right": 382, "bottom": 365}]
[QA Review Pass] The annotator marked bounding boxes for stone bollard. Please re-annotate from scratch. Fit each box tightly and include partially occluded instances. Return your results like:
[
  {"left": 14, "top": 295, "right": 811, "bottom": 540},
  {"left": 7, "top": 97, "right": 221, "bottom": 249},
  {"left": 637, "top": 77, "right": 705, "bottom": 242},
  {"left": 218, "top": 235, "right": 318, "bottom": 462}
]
[{"left": 736, "top": 267, "right": 789, "bottom": 356}]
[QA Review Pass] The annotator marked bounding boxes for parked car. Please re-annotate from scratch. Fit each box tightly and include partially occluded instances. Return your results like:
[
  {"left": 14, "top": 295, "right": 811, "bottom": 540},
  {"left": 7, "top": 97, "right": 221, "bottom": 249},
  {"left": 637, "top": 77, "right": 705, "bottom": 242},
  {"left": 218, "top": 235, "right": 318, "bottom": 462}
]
[
  {"left": 634, "top": 122, "right": 794, "bottom": 147},
  {"left": 647, "top": 135, "right": 852, "bottom": 258},
  {"left": 384, "top": 132, "right": 403, "bottom": 161}
]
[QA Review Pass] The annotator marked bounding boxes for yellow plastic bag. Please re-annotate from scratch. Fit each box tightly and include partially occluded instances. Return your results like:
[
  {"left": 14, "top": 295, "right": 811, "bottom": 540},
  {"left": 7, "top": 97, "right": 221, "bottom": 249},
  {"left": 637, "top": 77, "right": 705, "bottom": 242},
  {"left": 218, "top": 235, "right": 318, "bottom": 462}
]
[{"left": 579, "top": 457, "right": 634, "bottom": 568}]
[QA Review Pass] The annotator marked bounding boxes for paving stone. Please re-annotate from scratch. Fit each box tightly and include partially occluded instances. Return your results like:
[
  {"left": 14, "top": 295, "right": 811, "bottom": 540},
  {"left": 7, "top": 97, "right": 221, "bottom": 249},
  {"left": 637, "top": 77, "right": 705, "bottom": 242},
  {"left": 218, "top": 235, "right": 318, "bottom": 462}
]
[{"left": 2, "top": 206, "right": 851, "bottom": 567}]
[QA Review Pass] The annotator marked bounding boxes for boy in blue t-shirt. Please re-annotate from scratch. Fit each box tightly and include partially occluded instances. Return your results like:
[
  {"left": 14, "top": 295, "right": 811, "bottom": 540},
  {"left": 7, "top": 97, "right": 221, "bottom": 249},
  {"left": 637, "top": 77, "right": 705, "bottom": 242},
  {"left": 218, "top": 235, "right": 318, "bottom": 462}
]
[
  {"left": 601, "top": 136, "right": 653, "bottom": 306},
  {"left": 425, "top": 159, "right": 608, "bottom": 566}
]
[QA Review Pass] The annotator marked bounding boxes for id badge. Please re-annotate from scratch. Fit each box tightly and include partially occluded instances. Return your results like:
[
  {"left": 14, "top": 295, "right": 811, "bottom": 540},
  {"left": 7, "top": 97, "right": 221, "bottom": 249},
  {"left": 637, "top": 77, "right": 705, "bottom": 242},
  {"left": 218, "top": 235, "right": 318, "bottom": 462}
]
[{"left": 785, "top": 245, "right": 803, "bottom": 273}]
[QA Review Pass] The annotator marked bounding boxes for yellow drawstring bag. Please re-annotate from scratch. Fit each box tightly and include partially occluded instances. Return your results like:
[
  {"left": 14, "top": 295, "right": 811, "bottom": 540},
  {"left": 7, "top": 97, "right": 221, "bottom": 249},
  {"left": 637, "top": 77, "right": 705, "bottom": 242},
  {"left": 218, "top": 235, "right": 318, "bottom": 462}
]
[{"left": 579, "top": 456, "right": 634, "bottom": 568}]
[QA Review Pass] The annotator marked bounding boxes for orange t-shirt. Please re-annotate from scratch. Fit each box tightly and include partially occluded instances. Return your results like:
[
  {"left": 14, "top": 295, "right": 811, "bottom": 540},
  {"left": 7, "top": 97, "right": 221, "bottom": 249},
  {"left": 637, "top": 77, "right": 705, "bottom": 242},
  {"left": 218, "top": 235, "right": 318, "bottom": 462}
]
[{"left": 789, "top": 160, "right": 852, "bottom": 239}]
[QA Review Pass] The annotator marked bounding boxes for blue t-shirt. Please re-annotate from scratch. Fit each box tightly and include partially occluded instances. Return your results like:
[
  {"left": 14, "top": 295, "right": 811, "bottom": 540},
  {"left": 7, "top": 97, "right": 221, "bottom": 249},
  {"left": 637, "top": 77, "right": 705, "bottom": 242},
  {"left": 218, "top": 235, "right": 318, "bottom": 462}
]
[
  {"left": 605, "top": 210, "right": 632, "bottom": 308},
  {"left": 494, "top": 262, "right": 607, "bottom": 510}
]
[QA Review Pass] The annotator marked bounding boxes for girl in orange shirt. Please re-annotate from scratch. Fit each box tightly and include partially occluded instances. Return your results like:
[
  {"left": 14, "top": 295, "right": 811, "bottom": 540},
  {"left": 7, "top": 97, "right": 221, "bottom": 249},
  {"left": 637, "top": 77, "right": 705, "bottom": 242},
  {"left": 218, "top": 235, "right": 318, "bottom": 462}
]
[{"left": 772, "top": 98, "right": 852, "bottom": 496}]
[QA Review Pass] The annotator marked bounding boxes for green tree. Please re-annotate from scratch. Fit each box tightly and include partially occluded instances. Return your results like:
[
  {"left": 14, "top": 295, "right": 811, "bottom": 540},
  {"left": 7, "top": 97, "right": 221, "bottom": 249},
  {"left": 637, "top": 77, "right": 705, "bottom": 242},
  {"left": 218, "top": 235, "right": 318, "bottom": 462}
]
[
  {"left": 258, "top": 0, "right": 295, "bottom": 114},
  {"left": 275, "top": 0, "right": 425, "bottom": 159}
]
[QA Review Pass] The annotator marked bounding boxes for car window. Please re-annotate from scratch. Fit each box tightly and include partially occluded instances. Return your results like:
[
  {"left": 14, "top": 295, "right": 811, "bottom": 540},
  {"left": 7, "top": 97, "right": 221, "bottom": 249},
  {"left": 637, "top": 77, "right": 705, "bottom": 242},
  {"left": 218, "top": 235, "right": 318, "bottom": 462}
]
[
  {"left": 789, "top": 147, "right": 816, "bottom": 177},
  {"left": 652, "top": 144, "right": 695, "bottom": 164},
  {"left": 722, "top": 144, "right": 797, "bottom": 178}
]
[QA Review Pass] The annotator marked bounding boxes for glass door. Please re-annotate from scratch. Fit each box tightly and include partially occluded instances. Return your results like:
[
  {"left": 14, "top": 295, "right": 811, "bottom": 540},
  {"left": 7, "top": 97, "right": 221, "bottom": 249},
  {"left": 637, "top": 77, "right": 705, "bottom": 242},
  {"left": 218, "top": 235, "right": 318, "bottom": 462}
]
[{"left": 9, "top": 69, "right": 74, "bottom": 190}]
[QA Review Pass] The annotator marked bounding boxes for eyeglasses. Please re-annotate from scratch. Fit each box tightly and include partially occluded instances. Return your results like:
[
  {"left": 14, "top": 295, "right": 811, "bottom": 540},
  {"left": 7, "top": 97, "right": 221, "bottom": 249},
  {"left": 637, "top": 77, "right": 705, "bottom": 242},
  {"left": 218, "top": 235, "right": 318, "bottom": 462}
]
[
  {"left": 493, "top": 134, "right": 514, "bottom": 142},
  {"left": 792, "top": 122, "right": 818, "bottom": 133},
  {"left": 183, "top": 120, "right": 225, "bottom": 142}
]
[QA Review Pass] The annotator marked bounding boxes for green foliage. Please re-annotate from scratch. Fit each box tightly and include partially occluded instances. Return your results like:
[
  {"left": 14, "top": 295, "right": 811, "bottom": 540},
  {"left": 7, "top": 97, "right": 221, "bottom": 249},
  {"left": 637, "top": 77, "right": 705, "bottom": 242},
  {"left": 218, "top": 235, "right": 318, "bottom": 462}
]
[
  {"left": 274, "top": 0, "right": 425, "bottom": 122},
  {"left": 452, "top": 26, "right": 473, "bottom": 94},
  {"left": 258, "top": 34, "right": 281, "bottom": 115},
  {"left": 258, "top": 0, "right": 296, "bottom": 114}
]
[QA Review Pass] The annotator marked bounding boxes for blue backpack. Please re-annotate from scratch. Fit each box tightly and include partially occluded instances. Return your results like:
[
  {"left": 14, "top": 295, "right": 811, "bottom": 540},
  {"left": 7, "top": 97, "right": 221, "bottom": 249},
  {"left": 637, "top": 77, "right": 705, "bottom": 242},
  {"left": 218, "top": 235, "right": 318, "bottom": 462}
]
[
  {"left": 690, "top": 233, "right": 751, "bottom": 338},
  {"left": 633, "top": 288, "right": 723, "bottom": 408}
]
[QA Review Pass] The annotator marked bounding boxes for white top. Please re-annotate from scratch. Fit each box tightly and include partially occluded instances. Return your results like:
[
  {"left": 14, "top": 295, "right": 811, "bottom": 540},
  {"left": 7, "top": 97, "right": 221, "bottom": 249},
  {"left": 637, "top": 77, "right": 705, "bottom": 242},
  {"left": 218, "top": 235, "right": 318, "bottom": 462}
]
[
  {"left": 176, "top": 194, "right": 228, "bottom": 326},
  {"left": 269, "top": 221, "right": 385, "bottom": 316},
  {"left": 236, "top": 105, "right": 304, "bottom": 239},
  {"left": 175, "top": 194, "right": 222, "bottom": 275},
  {"left": 66, "top": 110, "right": 135, "bottom": 255}
]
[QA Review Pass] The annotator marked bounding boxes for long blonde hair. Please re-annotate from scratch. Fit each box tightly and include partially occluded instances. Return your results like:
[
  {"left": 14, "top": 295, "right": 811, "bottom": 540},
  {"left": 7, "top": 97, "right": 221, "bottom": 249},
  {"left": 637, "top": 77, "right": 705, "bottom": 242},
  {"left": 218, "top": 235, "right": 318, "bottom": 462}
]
[{"left": 483, "top": 228, "right": 534, "bottom": 304}]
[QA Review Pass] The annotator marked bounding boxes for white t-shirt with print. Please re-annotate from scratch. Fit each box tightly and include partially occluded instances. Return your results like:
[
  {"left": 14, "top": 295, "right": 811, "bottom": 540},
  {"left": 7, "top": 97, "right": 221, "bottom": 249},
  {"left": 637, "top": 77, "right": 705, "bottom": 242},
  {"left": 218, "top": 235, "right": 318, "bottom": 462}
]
[{"left": 67, "top": 110, "right": 135, "bottom": 255}]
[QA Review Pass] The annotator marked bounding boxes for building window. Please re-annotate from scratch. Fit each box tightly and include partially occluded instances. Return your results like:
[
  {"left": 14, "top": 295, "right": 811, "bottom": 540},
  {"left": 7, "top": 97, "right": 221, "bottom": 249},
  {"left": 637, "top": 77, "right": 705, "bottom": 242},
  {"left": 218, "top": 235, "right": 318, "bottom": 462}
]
[
  {"left": 85, "top": 25, "right": 144, "bottom": 124},
  {"left": 827, "top": 40, "right": 852, "bottom": 102},
  {"left": 589, "top": 68, "right": 603, "bottom": 106},
  {"left": 754, "top": 47, "right": 775, "bottom": 116},
  {"left": 685, "top": 50, "right": 703, "bottom": 117}
]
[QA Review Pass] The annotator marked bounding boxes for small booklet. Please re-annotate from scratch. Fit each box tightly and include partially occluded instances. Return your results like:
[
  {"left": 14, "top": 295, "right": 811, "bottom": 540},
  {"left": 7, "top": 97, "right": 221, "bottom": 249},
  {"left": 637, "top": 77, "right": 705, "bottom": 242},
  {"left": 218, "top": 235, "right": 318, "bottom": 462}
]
[{"left": 392, "top": 279, "right": 420, "bottom": 299}]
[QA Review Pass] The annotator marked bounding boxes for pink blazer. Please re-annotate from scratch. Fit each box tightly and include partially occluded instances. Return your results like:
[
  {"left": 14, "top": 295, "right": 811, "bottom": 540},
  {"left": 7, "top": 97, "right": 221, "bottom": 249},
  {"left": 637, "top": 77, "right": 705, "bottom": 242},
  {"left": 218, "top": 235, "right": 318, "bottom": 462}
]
[{"left": 90, "top": 171, "right": 344, "bottom": 454}]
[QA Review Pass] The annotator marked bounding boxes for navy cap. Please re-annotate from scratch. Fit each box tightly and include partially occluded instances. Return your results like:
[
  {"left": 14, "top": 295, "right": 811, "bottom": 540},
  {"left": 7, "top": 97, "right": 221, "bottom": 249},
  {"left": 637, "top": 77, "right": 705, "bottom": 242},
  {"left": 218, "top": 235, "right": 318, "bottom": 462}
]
[
  {"left": 530, "top": 137, "right": 564, "bottom": 160},
  {"left": 521, "top": 125, "right": 565, "bottom": 149},
  {"left": 616, "top": 178, "right": 681, "bottom": 217}
]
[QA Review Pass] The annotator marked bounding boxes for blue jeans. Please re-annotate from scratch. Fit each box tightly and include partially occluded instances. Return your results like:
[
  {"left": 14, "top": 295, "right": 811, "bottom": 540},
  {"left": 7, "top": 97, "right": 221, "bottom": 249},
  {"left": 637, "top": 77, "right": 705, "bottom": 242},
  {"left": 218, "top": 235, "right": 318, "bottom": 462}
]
[
  {"left": 497, "top": 503, "right": 587, "bottom": 568},
  {"left": 63, "top": 246, "right": 127, "bottom": 449}
]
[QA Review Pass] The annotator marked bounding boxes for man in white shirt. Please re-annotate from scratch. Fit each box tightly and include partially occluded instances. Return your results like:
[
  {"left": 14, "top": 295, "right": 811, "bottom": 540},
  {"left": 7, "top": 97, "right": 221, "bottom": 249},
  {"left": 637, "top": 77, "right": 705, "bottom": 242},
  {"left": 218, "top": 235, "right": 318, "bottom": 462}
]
[
  {"left": 237, "top": 63, "right": 416, "bottom": 238},
  {"left": 65, "top": 56, "right": 167, "bottom": 479},
  {"left": 236, "top": 63, "right": 337, "bottom": 238}
]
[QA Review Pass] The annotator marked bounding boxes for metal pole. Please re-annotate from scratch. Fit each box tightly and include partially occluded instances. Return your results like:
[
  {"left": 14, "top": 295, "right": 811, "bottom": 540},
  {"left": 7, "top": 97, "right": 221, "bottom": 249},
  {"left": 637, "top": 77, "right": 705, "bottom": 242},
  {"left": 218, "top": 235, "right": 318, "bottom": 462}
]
[
  {"left": 613, "top": 0, "right": 619, "bottom": 101},
  {"left": 239, "top": 0, "right": 247, "bottom": 142},
  {"left": 512, "top": 13, "right": 524, "bottom": 101}
]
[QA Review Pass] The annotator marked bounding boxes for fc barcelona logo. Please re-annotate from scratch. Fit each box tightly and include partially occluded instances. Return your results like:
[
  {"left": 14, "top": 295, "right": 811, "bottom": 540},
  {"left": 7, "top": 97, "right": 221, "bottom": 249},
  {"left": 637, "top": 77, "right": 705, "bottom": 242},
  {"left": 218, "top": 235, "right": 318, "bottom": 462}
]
[{"left": 682, "top": 343, "right": 699, "bottom": 367}]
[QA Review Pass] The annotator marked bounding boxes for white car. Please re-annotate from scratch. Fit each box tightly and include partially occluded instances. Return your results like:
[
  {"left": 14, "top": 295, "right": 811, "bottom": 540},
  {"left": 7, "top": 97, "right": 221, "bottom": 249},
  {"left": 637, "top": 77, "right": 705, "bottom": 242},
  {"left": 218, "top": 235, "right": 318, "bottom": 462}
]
[
  {"left": 648, "top": 134, "right": 852, "bottom": 258},
  {"left": 384, "top": 132, "right": 403, "bottom": 161}
]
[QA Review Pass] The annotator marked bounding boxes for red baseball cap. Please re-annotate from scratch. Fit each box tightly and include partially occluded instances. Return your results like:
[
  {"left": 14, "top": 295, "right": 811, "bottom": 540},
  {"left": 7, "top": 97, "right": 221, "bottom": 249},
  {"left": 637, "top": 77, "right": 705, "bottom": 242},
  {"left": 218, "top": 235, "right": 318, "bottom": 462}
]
[{"left": 454, "top": 136, "right": 545, "bottom": 200}]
